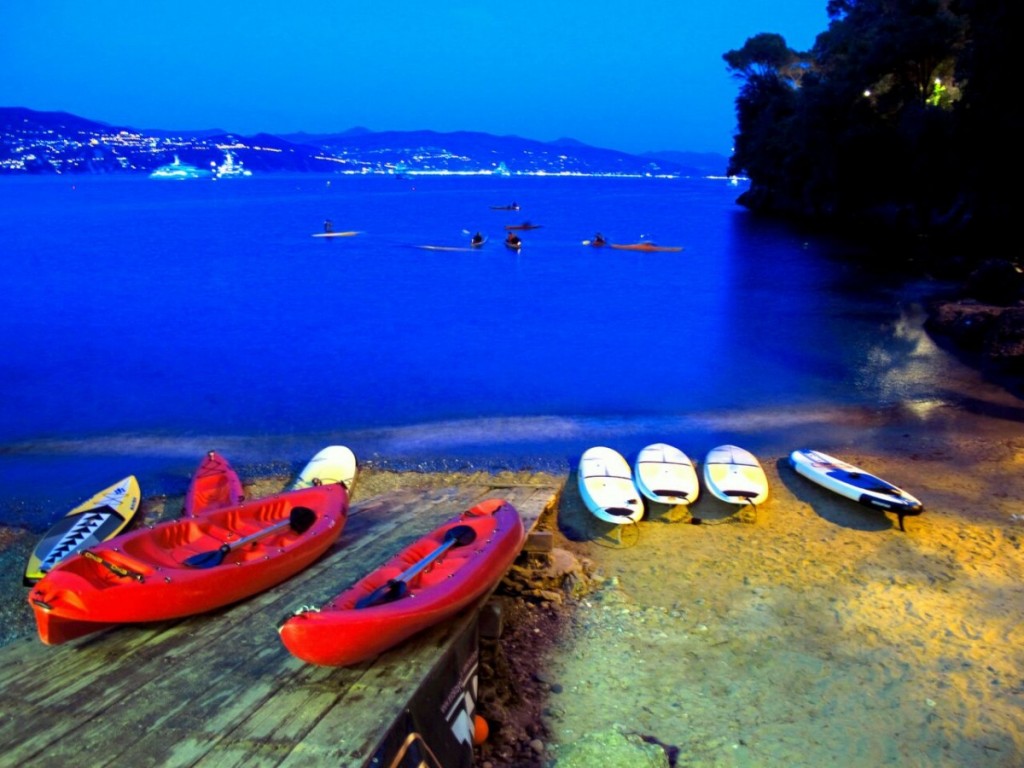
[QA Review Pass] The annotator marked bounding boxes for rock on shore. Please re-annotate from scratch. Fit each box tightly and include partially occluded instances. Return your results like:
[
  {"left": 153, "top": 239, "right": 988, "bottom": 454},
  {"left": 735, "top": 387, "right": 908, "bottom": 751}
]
[{"left": 925, "top": 258, "right": 1024, "bottom": 383}]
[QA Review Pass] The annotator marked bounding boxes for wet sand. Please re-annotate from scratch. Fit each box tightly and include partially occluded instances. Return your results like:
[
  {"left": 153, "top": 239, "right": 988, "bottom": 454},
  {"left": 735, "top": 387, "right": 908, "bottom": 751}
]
[{"left": 4, "top": 434, "right": 1024, "bottom": 768}]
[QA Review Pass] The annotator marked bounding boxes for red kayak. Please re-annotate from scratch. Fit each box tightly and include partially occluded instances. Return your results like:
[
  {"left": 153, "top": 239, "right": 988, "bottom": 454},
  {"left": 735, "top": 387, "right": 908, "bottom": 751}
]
[
  {"left": 183, "top": 450, "right": 244, "bottom": 516},
  {"left": 29, "top": 483, "right": 348, "bottom": 646},
  {"left": 279, "top": 498, "right": 525, "bottom": 666},
  {"left": 609, "top": 242, "right": 683, "bottom": 252},
  {"left": 504, "top": 222, "right": 543, "bottom": 231}
]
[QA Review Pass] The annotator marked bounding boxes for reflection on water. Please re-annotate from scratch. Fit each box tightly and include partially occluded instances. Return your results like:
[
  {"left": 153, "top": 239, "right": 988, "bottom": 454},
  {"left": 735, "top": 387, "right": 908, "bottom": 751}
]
[{"left": 1, "top": 176, "right": 1022, "bottom": 523}]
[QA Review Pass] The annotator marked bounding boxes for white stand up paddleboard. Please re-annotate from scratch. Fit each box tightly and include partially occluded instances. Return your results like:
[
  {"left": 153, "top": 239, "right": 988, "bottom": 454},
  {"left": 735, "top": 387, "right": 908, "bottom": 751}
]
[
  {"left": 577, "top": 446, "right": 644, "bottom": 524},
  {"left": 288, "top": 446, "right": 358, "bottom": 491},
  {"left": 702, "top": 445, "right": 768, "bottom": 506},
  {"left": 633, "top": 443, "right": 699, "bottom": 506},
  {"left": 788, "top": 449, "right": 923, "bottom": 530}
]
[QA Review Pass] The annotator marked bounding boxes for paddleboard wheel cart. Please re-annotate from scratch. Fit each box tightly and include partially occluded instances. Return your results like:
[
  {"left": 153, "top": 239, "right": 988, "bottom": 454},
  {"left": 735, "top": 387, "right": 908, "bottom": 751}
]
[
  {"left": 633, "top": 443, "right": 700, "bottom": 520},
  {"left": 788, "top": 449, "right": 924, "bottom": 531},
  {"left": 701, "top": 445, "right": 769, "bottom": 525},
  {"left": 577, "top": 447, "right": 644, "bottom": 547}
]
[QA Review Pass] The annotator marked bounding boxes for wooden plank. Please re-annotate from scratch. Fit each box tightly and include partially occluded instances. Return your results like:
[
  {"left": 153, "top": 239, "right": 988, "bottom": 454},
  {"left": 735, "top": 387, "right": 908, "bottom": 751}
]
[
  {"left": 273, "top": 609, "right": 479, "bottom": 767},
  {"left": 168, "top": 485, "right": 560, "bottom": 767},
  {"left": 0, "top": 479, "right": 561, "bottom": 767}
]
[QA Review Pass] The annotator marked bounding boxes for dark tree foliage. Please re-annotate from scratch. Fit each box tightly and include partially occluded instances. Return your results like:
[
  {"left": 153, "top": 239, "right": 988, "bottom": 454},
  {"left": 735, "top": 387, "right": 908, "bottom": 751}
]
[
  {"left": 724, "top": 34, "right": 808, "bottom": 195},
  {"left": 951, "top": 0, "right": 1020, "bottom": 249},
  {"left": 724, "top": 0, "right": 1013, "bottom": 261}
]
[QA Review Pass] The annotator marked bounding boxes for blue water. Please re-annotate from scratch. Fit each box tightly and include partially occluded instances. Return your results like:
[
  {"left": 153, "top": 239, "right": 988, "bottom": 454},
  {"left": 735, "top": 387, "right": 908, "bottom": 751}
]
[{"left": 1, "top": 174, "right": 1018, "bottom": 527}]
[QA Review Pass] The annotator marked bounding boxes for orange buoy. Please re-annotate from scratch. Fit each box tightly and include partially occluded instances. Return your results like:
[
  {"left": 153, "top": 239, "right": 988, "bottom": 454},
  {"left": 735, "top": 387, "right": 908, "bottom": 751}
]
[{"left": 472, "top": 714, "right": 489, "bottom": 745}]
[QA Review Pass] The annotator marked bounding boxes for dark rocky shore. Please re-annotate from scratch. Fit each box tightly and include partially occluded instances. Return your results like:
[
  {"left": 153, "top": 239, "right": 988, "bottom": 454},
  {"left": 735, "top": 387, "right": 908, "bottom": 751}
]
[
  {"left": 736, "top": 176, "right": 1024, "bottom": 394},
  {"left": 922, "top": 258, "right": 1024, "bottom": 389}
]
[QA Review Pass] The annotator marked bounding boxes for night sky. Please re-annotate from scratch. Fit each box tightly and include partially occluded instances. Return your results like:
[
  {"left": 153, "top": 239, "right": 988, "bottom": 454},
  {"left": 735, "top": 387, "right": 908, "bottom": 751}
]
[{"left": 0, "top": 1, "right": 828, "bottom": 154}]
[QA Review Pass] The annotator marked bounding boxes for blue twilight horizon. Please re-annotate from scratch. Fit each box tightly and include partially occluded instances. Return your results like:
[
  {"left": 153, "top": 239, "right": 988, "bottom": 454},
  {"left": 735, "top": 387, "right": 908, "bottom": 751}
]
[{"left": 0, "top": 1, "right": 827, "bottom": 156}]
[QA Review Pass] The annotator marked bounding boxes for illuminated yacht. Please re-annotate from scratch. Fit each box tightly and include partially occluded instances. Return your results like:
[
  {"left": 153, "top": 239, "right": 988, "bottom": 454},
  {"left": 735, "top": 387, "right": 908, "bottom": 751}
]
[
  {"left": 149, "top": 155, "right": 207, "bottom": 180},
  {"left": 212, "top": 150, "right": 253, "bottom": 179}
]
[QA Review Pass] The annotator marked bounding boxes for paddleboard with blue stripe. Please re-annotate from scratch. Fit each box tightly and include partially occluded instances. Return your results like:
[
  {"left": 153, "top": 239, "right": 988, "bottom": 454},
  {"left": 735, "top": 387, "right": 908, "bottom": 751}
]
[{"left": 788, "top": 449, "right": 923, "bottom": 530}]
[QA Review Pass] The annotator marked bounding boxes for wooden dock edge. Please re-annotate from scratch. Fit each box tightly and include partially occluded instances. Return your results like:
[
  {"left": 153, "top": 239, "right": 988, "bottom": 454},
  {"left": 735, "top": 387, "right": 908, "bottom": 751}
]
[
  {"left": 350, "top": 481, "right": 565, "bottom": 768},
  {"left": 0, "top": 477, "right": 565, "bottom": 768}
]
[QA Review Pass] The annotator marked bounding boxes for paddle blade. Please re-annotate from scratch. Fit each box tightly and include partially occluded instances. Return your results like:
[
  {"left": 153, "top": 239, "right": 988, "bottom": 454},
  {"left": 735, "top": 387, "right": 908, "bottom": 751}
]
[
  {"left": 355, "top": 579, "right": 408, "bottom": 609},
  {"left": 183, "top": 506, "right": 318, "bottom": 569},
  {"left": 446, "top": 524, "right": 477, "bottom": 546},
  {"left": 355, "top": 524, "right": 477, "bottom": 609},
  {"left": 182, "top": 543, "right": 231, "bottom": 569},
  {"left": 289, "top": 506, "right": 317, "bottom": 534}
]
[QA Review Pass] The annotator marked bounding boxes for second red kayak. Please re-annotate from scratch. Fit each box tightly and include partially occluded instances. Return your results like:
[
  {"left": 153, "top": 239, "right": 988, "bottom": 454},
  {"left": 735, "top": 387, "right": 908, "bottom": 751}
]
[
  {"left": 183, "top": 450, "right": 245, "bottom": 516},
  {"left": 29, "top": 482, "right": 349, "bottom": 646},
  {"left": 279, "top": 498, "right": 525, "bottom": 666},
  {"left": 609, "top": 242, "right": 683, "bottom": 252}
]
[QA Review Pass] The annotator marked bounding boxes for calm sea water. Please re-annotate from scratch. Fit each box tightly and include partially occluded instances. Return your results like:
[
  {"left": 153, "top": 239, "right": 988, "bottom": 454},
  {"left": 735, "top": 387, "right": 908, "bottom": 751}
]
[{"left": 1, "top": 174, "right": 1018, "bottom": 527}]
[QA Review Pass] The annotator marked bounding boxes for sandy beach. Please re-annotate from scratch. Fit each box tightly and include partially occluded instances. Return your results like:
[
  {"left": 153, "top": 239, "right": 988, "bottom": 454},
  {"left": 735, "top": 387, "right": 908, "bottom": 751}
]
[
  {"left": 4, "top": 430, "right": 1024, "bottom": 768},
  {"left": 473, "top": 429, "right": 1024, "bottom": 768}
]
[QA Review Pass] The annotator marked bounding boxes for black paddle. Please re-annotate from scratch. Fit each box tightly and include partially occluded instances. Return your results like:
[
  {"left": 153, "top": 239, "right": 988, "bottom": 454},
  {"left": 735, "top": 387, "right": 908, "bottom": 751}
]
[
  {"left": 183, "top": 506, "right": 317, "bottom": 568},
  {"left": 355, "top": 524, "right": 477, "bottom": 609}
]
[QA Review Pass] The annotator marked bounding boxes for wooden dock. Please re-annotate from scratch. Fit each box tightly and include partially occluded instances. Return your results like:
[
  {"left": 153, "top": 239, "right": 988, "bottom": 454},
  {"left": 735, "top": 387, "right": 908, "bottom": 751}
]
[{"left": 0, "top": 478, "right": 562, "bottom": 768}]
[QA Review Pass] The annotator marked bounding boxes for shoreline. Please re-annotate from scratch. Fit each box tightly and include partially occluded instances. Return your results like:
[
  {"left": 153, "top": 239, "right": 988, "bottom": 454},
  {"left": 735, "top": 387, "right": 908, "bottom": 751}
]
[
  {"left": 5, "top": 385, "right": 1024, "bottom": 531},
  {"left": 5, "top": 435, "right": 1024, "bottom": 766},
  {"left": 476, "top": 433, "right": 1024, "bottom": 767},
  {"left": 0, "top": 467, "right": 563, "bottom": 649}
]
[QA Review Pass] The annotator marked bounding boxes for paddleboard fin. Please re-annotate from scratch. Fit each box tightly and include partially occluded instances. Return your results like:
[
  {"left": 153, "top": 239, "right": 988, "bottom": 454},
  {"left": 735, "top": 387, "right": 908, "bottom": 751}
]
[
  {"left": 604, "top": 507, "right": 639, "bottom": 518},
  {"left": 652, "top": 489, "right": 688, "bottom": 499}
]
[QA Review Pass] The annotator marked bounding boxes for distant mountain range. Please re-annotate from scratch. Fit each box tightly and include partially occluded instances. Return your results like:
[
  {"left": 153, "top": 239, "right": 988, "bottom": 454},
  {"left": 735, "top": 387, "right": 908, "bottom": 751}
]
[{"left": 0, "top": 106, "right": 730, "bottom": 177}]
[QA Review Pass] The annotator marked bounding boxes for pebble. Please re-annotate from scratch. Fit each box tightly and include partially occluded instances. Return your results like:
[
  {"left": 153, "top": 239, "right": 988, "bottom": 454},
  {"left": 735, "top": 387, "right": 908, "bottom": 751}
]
[{"left": 529, "top": 738, "right": 545, "bottom": 754}]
